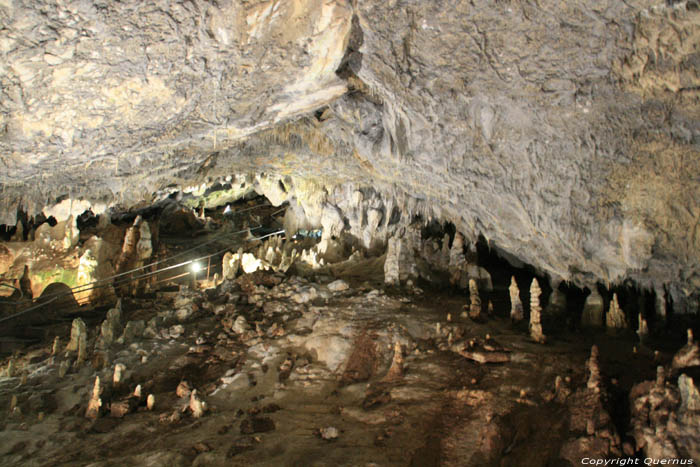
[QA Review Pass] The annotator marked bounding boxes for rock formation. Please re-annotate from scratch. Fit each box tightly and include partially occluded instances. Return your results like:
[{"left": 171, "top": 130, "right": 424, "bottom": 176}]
[
  {"left": 630, "top": 370, "right": 700, "bottom": 462},
  {"left": 85, "top": 377, "right": 102, "bottom": 420},
  {"left": 98, "top": 301, "right": 123, "bottom": 348},
  {"left": 509, "top": 276, "right": 524, "bottom": 322},
  {"left": 448, "top": 233, "right": 468, "bottom": 289},
  {"left": 51, "top": 337, "right": 60, "bottom": 356},
  {"left": 468, "top": 279, "right": 482, "bottom": 320},
  {"left": 581, "top": 289, "right": 604, "bottom": 327},
  {"left": 113, "top": 363, "right": 126, "bottom": 387},
  {"left": 605, "top": 293, "right": 627, "bottom": 331},
  {"left": 672, "top": 329, "right": 700, "bottom": 370},
  {"left": 637, "top": 313, "right": 649, "bottom": 342},
  {"left": 66, "top": 318, "right": 87, "bottom": 365},
  {"left": 382, "top": 341, "right": 404, "bottom": 382},
  {"left": 529, "top": 279, "right": 546, "bottom": 344},
  {"left": 545, "top": 287, "right": 567, "bottom": 317},
  {"left": 188, "top": 390, "right": 207, "bottom": 419},
  {"left": 586, "top": 346, "right": 602, "bottom": 392}
]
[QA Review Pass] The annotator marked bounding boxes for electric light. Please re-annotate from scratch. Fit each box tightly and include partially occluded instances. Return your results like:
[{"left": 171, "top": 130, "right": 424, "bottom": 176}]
[{"left": 190, "top": 262, "right": 202, "bottom": 273}]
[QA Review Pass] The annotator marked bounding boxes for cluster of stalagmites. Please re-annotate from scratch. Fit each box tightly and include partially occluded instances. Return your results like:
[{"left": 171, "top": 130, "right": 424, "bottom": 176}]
[
  {"left": 629, "top": 330, "right": 700, "bottom": 461},
  {"left": 221, "top": 233, "right": 341, "bottom": 281},
  {"left": 84, "top": 368, "right": 157, "bottom": 421},
  {"left": 384, "top": 227, "right": 492, "bottom": 292},
  {"left": 504, "top": 276, "right": 546, "bottom": 343}
]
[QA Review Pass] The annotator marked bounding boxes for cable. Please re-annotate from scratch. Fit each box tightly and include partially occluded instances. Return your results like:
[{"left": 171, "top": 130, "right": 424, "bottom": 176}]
[
  {"left": 0, "top": 227, "right": 288, "bottom": 323},
  {"left": 0, "top": 282, "right": 22, "bottom": 304},
  {"left": 13, "top": 225, "right": 263, "bottom": 306},
  {"left": 0, "top": 201, "right": 287, "bottom": 317}
]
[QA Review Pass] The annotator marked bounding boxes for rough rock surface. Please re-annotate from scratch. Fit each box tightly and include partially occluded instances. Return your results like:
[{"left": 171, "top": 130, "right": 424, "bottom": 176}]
[
  {"left": 1, "top": 0, "right": 699, "bottom": 299},
  {"left": 630, "top": 371, "right": 700, "bottom": 462}
]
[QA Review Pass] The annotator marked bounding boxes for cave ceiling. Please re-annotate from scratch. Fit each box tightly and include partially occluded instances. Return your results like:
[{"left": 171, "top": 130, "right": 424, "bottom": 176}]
[{"left": 1, "top": 0, "right": 699, "bottom": 291}]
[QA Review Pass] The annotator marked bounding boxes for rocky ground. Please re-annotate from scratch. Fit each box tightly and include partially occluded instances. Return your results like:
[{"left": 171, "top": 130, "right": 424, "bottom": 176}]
[{"left": 1, "top": 257, "right": 698, "bottom": 466}]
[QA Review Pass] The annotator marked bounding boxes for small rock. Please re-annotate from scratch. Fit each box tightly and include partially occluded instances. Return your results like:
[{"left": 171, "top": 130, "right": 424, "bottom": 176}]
[
  {"left": 169, "top": 325, "right": 185, "bottom": 339},
  {"left": 176, "top": 381, "right": 192, "bottom": 398},
  {"left": 176, "top": 307, "right": 195, "bottom": 322},
  {"left": 319, "top": 426, "right": 339, "bottom": 440},
  {"left": 189, "top": 390, "right": 207, "bottom": 418},
  {"left": 327, "top": 280, "right": 349, "bottom": 292},
  {"left": 232, "top": 316, "right": 249, "bottom": 334}
]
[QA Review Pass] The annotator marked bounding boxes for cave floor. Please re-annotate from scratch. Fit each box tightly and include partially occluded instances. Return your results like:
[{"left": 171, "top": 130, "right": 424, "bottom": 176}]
[{"left": 0, "top": 270, "right": 673, "bottom": 467}]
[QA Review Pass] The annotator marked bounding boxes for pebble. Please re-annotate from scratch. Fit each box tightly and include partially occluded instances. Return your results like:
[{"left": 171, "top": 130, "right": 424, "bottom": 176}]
[
  {"left": 327, "top": 280, "right": 349, "bottom": 292},
  {"left": 320, "top": 426, "right": 339, "bottom": 440}
]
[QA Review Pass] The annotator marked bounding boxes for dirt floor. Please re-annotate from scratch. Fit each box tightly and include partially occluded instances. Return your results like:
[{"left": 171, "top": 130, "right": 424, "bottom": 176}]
[{"left": 0, "top": 265, "right": 688, "bottom": 466}]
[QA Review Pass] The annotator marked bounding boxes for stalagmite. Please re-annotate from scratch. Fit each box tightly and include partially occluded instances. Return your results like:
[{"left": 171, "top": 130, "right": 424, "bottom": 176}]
[
  {"left": 222, "top": 249, "right": 242, "bottom": 280},
  {"left": 382, "top": 341, "right": 404, "bottom": 382},
  {"left": 509, "top": 276, "right": 524, "bottom": 321},
  {"left": 5, "top": 359, "right": 15, "bottom": 378},
  {"left": 189, "top": 390, "right": 206, "bottom": 418},
  {"left": 66, "top": 318, "right": 86, "bottom": 352},
  {"left": 448, "top": 232, "right": 468, "bottom": 288},
  {"left": 85, "top": 376, "right": 102, "bottom": 419},
  {"left": 136, "top": 221, "right": 152, "bottom": 261},
  {"left": 678, "top": 374, "right": 700, "bottom": 412},
  {"left": 51, "top": 336, "right": 60, "bottom": 355},
  {"left": 115, "top": 216, "right": 141, "bottom": 275},
  {"left": 468, "top": 279, "right": 482, "bottom": 320},
  {"left": 384, "top": 236, "right": 401, "bottom": 286},
  {"left": 637, "top": 313, "right": 649, "bottom": 342},
  {"left": 545, "top": 287, "right": 567, "bottom": 317},
  {"left": 529, "top": 279, "right": 546, "bottom": 343},
  {"left": 672, "top": 328, "right": 700, "bottom": 370},
  {"left": 587, "top": 345, "right": 601, "bottom": 392},
  {"left": 606, "top": 293, "right": 627, "bottom": 331},
  {"left": 147, "top": 394, "right": 155, "bottom": 411},
  {"left": 66, "top": 318, "right": 88, "bottom": 365},
  {"left": 581, "top": 288, "right": 604, "bottom": 327},
  {"left": 655, "top": 366, "right": 665, "bottom": 388},
  {"left": 176, "top": 381, "right": 192, "bottom": 398},
  {"left": 99, "top": 301, "right": 123, "bottom": 348},
  {"left": 58, "top": 361, "right": 69, "bottom": 378},
  {"left": 75, "top": 248, "right": 98, "bottom": 303},
  {"left": 654, "top": 286, "right": 667, "bottom": 322},
  {"left": 113, "top": 363, "right": 126, "bottom": 386}
]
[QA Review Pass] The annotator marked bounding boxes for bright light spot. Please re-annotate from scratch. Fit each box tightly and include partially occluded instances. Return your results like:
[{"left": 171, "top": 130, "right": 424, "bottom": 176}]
[
  {"left": 190, "top": 262, "right": 202, "bottom": 273},
  {"left": 241, "top": 253, "right": 262, "bottom": 273}
]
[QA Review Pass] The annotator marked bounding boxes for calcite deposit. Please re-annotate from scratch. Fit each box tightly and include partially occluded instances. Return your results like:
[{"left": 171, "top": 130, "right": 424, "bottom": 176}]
[
  {"left": 508, "top": 276, "right": 523, "bottom": 322},
  {"left": 606, "top": 293, "right": 628, "bottom": 332},
  {"left": 529, "top": 279, "right": 546, "bottom": 344}
]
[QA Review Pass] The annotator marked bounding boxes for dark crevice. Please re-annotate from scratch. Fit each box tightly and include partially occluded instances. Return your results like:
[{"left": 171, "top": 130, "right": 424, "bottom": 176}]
[{"left": 335, "top": 14, "right": 363, "bottom": 80}]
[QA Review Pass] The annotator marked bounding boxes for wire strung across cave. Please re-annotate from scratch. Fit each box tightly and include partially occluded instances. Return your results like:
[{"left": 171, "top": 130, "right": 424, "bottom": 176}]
[
  {"left": 0, "top": 224, "right": 263, "bottom": 306},
  {"left": 0, "top": 228, "right": 286, "bottom": 324},
  {"left": 0, "top": 199, "right": 286, "bottom": 307}
]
